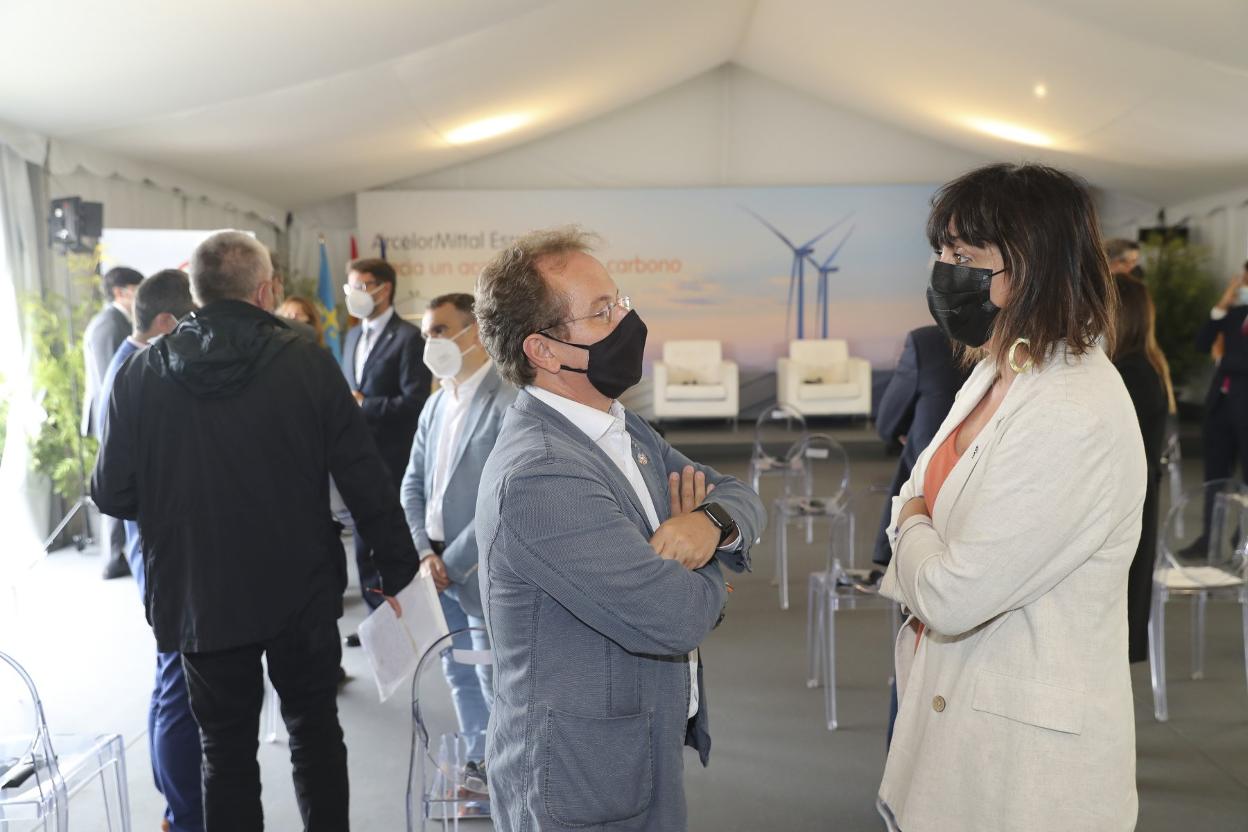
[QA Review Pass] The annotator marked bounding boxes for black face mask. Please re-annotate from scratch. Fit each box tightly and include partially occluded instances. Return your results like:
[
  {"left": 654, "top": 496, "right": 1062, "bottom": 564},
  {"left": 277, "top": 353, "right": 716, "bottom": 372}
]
[
  {"left": 926, "top": 260, "right": 1005, "bottom": 348},
  {"left": 541, "top": 310, "right": 648, "bottom": 399}
]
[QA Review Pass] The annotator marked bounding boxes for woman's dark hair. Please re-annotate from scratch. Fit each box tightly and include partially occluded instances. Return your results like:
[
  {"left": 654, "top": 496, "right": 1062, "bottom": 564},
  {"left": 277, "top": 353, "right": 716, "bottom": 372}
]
[
  {"left": 1111, "top": 274, "right": 1176, "bottom": 413},
  {"left": 926, "top": 163, "right": 1116, "bottom": 369}
]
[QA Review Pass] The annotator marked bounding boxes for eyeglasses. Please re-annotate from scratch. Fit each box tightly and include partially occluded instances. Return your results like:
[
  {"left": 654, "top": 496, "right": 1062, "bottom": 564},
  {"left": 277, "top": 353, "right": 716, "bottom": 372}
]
[{"left": 541, "top": 295, "right": 632, "bottom": 332}]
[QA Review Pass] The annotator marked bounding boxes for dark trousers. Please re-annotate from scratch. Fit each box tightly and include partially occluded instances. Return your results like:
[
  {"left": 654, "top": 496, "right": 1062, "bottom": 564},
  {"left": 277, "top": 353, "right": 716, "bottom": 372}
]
[
  {"left": 1200, "top": 392, "right": 1248, "bottom": 539},
  {"left": 150, "top": 650, "right": 204, "bottom": 832},
  {"left": 352, "top": 460, "right": 402, "bottom": 611},
  {"left": 181, "top": 615, "right": 348, "bottom": 831},
  {"left": 1126, "top": 472, "right": 1161, "bottom": 663},
  {"left": 101, "top": 511, "right": 127, "bottom": 564},
  {"left": 352, "top": 529, "right": 384, "bottom": 611}
]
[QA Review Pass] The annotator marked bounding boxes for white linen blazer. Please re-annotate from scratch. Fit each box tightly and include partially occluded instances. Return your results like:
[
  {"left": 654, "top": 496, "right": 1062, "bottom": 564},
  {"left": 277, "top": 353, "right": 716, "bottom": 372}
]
[{"left": 879, "top": 343, "right": 1145, "bottom": 832}]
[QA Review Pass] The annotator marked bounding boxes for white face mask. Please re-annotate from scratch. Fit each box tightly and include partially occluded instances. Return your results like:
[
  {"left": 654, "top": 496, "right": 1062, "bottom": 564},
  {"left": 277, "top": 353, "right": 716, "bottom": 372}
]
[
  {"left": 422, "top": 324, "right": 477, "bottom": 380},
  {"left": 343, "top": 283, "right": 384, "bottom": 318}
]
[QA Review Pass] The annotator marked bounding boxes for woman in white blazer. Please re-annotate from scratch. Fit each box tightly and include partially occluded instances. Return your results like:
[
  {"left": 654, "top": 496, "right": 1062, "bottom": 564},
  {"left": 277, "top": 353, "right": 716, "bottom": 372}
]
[{"left": 879, "top": 163, "right": 1146, "bottom": 832}]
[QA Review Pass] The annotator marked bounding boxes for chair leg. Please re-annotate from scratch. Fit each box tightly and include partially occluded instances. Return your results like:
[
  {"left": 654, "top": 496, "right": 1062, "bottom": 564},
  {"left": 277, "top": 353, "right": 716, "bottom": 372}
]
[
  {"left": 769, "top": 504, "right": 780, "bottom": 587},
  {"left": 1241, "top": 589, "right": 1248, "bottom": 705},
  {"left": 1193, "top": 592, "right": 1207, "bottom": 681},
  {"left": 264, "top": 678, "right": 280, "bottom": 743},
  {"left": 806, "top": 577, "right": 822, "bottom": 688},
  {"left": 777, "top": 519, "right": 790, "bottom": 610},
  {"left": 1150, "top": 587, "right": 1168, "bottom": 722},
  {"left": 825, "top": 593, "right": 838, "bottom": 731}
]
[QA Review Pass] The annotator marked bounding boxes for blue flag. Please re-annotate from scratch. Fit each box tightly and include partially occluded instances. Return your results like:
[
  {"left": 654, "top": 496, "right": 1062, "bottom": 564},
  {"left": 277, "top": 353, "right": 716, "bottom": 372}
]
[{"left": 317, "top": 239, "right": 342, "bottom": 360}]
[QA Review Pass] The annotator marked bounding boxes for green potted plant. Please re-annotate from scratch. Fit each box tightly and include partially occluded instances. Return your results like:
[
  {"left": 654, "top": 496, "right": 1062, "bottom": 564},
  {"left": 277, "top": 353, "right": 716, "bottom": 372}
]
[{"left": 1140, "top": 234, "right": 1220, "bottom": 404}]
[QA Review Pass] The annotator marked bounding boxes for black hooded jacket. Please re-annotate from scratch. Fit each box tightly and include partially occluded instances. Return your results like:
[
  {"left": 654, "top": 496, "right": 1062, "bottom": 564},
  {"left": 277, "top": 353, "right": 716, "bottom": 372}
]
[{"left": 93, "top": 300, "right": 419, "bottom": 654}]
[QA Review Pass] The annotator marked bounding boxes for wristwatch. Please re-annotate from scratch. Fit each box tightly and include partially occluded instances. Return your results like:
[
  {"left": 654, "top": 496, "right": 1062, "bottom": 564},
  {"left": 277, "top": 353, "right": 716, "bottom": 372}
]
[{"left": 694, "top": 501, "right": 736, "bottom": 546}]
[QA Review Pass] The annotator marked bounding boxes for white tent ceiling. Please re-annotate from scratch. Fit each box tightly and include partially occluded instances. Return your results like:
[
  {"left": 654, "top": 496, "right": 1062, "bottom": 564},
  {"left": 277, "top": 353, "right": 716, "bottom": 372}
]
[{"left": 2, "top": 0, "right": 1245, "bottom": 208}]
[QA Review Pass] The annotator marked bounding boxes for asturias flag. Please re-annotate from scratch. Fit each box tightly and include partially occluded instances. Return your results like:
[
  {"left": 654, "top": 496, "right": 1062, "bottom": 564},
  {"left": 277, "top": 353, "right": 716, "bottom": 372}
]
[{"left": 317, "top": 238, "right": 342, "bottom": 361}]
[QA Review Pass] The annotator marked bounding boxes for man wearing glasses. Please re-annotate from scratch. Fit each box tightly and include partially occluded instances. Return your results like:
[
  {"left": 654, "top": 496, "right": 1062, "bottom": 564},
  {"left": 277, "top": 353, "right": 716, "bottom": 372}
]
[
  {"left": 473, "top": 227, "right": 765, "bottom": 832},
  {"left": 340, "top": 258, "right": 432, "bottom": 627}
]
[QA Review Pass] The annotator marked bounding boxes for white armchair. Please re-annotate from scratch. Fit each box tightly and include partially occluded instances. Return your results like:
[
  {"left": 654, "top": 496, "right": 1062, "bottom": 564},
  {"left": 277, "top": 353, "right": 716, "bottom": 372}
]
[
  {"left": 652, "top": 340, "right": 739, "bottom": 423},
  {"left": 776, "top": 339, "right": 872, "bottom": 417}
]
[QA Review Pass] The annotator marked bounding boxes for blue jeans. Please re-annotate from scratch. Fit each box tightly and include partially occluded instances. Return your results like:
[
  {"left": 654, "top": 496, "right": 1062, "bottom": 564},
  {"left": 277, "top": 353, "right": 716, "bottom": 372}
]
[
  {"left": 150, "top": 651, "right": 205, "bottom": 832},
  {"left": 128, "top": 523, "right": 204, "bottom": 831},
  {"left": 439, "top": 589, "right": 493, "bottom": 762}
]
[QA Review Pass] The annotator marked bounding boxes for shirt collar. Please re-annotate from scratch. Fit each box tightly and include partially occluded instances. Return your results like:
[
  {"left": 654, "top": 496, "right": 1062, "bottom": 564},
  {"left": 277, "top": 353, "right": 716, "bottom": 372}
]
[
  {"left": 446, "top": 359, "right": 492, "bottom": 402},
  {"left": 526, "top": 385, "right": 625, "bottom": 443},
  {"left": 364, "top": 305, "right": 395, "bottom": 334}
]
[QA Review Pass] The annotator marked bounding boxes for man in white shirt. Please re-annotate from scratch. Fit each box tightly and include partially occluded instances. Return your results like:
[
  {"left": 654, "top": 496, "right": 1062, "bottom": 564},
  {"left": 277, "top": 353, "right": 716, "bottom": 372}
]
[
  {"left": 400, "top": 293, "right": 515, "bottom": 798},
  {"left": 472, "top": 227, "right": 765, "bottom": 832}
]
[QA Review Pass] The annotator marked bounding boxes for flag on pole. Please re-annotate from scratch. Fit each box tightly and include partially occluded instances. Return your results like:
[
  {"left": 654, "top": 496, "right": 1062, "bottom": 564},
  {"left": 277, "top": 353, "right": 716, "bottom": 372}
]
[{"left": 317, "top": 237, "right": 342, "bottom": 360}]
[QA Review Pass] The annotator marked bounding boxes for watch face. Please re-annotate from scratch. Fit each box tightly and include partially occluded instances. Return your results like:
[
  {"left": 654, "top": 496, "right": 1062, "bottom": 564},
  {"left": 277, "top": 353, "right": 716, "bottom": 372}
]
[{"left": 701, "top": 502, "right": 731, "bottom": 529}]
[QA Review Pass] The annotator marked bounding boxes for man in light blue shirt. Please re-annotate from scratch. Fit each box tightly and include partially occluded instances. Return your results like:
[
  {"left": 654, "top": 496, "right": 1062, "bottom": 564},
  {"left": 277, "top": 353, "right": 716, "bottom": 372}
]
[{"left": 400, "top": 293, "right": 516, "bottom": 798}]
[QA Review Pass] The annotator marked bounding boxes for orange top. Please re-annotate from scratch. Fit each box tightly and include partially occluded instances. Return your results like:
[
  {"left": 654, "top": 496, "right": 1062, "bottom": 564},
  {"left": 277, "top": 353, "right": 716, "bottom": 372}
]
[
  {"left": 911, "top": 424, "right": 964, "bottom": 652},
  {"left": 923, "top": 425, "right": 963, "bottom": 511}
]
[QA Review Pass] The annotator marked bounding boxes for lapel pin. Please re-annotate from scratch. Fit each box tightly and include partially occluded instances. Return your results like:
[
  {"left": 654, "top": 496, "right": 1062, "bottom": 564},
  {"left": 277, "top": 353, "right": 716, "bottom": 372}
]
[{"left": 636, "top": 451, "right": 649, "bottom": 465}]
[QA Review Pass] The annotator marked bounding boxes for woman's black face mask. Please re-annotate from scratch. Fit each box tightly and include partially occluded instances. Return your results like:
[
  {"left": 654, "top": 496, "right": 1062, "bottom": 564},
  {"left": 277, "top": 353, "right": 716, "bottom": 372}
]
[{"left": 926, "top": 260, "right": 1005, "bottom": 348}]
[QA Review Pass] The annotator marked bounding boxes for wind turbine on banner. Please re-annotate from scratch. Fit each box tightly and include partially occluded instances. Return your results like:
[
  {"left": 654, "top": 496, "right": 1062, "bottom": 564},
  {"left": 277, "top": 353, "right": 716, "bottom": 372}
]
[
  {"left": 808, "top": 220, "right": 855, "bottom": 339},
  {"left": 747, "top": 209, "right": 845, "bottom": 340}
]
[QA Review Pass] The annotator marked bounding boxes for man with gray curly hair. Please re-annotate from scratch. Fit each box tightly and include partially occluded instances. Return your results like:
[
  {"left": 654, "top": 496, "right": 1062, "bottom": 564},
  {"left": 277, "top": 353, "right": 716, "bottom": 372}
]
[{"left": 472, "top": 227, "right": 765, "bottom": 831}]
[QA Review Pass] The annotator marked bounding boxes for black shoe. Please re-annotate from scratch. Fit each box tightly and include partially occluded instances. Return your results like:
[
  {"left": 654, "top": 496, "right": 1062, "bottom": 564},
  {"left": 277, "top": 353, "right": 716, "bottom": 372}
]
[
  {"left": 101, "top": 557, "right": 131, "bottom": 580},
  {"left": 344, "top": 633, "right": 361, "bottom": 648},
  {"left": 462, "top": 761, "right": 488, "bottom": 796}
]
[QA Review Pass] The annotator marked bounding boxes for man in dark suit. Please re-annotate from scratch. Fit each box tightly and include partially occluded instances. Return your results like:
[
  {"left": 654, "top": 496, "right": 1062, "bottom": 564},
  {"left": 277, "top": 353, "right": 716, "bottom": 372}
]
[
  {"left": 340, "top": 258, "right": 432, "bottom": 614},
  {"left": 873, "top": 325, "right": 969, "bottom": 566},
  {"left": 1189, "top": 262, "right": 1248, "bottom": 553},
  {"left": 83, "top": 265, "right": 144, "bottom": 579}
]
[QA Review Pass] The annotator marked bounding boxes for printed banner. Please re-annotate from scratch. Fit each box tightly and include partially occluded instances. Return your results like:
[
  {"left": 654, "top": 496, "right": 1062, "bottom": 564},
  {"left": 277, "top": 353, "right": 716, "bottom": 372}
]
[{"left": 357, "top": 187, "right": 941, "bottom": 369}]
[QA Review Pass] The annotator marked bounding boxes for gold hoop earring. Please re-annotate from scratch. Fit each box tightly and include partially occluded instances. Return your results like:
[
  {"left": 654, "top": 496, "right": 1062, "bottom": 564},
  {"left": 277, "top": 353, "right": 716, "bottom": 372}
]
[{"left": 1008, "top": 338, "right": 1033, "bottom": 373}]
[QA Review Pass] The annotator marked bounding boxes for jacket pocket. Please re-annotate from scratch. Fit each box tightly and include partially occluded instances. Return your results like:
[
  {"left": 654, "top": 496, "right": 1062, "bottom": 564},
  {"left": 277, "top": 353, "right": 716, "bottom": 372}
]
[
  {"left": 542, "top": 707, "right": 654, "bottom": 827},
  {"left": 971, "top": 669, "right": 1084, "bottom": 735}
]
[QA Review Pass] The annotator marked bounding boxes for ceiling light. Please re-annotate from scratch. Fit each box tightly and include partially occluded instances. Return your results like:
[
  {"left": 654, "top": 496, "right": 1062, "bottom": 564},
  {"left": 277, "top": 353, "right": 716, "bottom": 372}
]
[
  {"left": 964, "top": 117, "right": 1054, "bottom": 148},
  {"left": 445, "top": 114, "right": 530, "bottom": 145},
  {"left": 1033, "top": 83, "right": 1047, "bottom": 99}
]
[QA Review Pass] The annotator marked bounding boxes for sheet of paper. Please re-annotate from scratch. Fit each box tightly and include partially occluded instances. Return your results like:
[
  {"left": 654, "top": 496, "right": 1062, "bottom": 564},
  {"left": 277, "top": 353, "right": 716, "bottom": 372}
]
[
  {"left": 357, "top": 571, "right": 451, "bottom": 702},
  {"left": 358, "top": 600, "right": 418, "bottom": 702}
]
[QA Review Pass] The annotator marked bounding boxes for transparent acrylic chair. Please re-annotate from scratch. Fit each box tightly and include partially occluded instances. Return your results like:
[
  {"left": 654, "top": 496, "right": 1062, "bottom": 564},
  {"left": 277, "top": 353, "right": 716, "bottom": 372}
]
[
  {"left": 746, "top": 404, "right": 808, "bottom": 494},
  {"left": 407, "top": 628, "right": 493, "bottom": 831},
  {"left": 1160, "top": 428, "right": 1184, "bottom": 537},
  {"left": 804, "top": 494, "right": 901, "bottom": 731},
  {"left": 1149, "top": 478, "right": 1248, "bottom": 722},
  {"left": 771, "top": 433, "right": 850, "bottom": 611},
  {"left": 261, "top": 668, "right": 283, "bottom": 744},
  {"left": 0, "top": 651, "right": 131, "bottom": 831}
]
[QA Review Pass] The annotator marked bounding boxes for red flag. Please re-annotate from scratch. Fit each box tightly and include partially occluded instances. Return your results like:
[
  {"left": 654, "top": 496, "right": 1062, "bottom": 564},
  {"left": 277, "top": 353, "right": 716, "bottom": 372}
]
[{"left": 349, "top": 235, "right": 358, "bottom": 260}]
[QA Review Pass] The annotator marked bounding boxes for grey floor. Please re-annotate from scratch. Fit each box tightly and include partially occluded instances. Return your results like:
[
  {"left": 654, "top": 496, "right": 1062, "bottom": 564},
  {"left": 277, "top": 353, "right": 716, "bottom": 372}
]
[{"left": 7, "top": 436, "right": 1248, "bottom": 830}]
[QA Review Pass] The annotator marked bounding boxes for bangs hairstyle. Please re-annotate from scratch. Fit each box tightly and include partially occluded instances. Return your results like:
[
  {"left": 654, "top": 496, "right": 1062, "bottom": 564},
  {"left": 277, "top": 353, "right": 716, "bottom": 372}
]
[{"left": 926, "top": 163, "right": 1116, "bottom": 369}]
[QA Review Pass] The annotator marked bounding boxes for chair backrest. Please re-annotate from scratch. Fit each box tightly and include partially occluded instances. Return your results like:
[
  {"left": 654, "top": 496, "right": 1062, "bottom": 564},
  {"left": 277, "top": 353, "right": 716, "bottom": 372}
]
[
  {"left": 751, "top": 404, "right": 807, "bottom": 462},
  {"left": 790, "top": 339, "right": 848, "bottom": 366},
  {"left": 0, "top": 651, "right": 66, "bottom": 819},
  {"left": 407, "top": 628, "right": 493, "bottom": 830},
  {"left": 661, "top": 340, "right": 723, "bottom": 385},
  {"left": 781, "top": 433, "right": 850, "bottom": 503},
  {"left": 789, "top": 340, "right": 850, "bottom": 383},
  {"left": 1158, "top": 478, "right": 1248, "bottom": 586}
]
